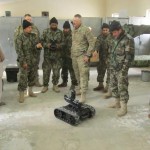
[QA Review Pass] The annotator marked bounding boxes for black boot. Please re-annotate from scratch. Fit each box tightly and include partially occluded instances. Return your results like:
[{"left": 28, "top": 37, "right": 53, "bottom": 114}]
[{"left": 58, "top": 82, "right": 67, "bottom": 87}]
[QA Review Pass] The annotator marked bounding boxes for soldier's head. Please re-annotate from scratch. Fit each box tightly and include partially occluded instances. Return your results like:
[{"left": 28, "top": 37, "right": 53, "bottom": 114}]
[
  {"left": 63, "top": 21, "right": 71, "bottom": 34},
  {"left": 23, "top": 20, "right": 32, "bottom": 33},
  {"left": 109, "top": 20, "right": 122, "bottom": 39},
  {"left": 101, "top": 23, "right": 109, "bottom": 36},
  {"left": 72, "top": 14, "right": 82, "bottom": 29},
  {"left": 49, "top": 17, "right": 58, "bottom": 31},
  {"left": 24, "top": 14, "right": 32, "bottom": 23}
]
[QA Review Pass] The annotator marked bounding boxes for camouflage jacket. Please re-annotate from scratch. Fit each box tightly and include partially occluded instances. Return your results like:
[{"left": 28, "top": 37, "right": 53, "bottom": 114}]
[
  {"left": 41, "top": 28, "right": 63, "bottom": 59},
  {"left": 15, "top": 32, "right": 40, "bottom": 66},
  {"left": 94, "top": 33, "right": 109, "bottom": 60},
  {"left": 62, "top": 30, "right": 72, "bottom": 57},
  {"left": 71, "top": 24, "right": 95, "bottom": 57},
  {"left": 109, "top": 31, "right": 135, "bottom": 70}
]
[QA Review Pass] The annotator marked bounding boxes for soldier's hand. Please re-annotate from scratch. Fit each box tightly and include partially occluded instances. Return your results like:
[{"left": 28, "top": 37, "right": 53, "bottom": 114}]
[
  {"left": 36, "top": 43, "right": 43, "bottom": 49},
  {"left": 47, "top": 43, "right": 51, "bottom": 48},
  {"left": 22, "top": 63, "right": 28, "bottom": 70},
  {"left": 83, "top": 56, "right": 89, "bottom": 63},
  {"left": 93, "top": 51, "right": 98, "bottom": 57}
]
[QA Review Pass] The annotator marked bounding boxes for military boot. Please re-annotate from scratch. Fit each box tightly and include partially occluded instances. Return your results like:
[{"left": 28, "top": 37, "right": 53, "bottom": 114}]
[
  {"left": 108, "top": 98, "right": 121, "bottom": 108},
  {"left": 41, "top": 86, "right": 48, "bottom": 93},
  {"left": 75, "top": 86, "right": 81, "bottom": 95},
  {"left": 93, "top": 82, "right": 104, "bottom": 91},
  {"left": 53, "top": 85, "right": 60, "bottom": 93},
  {"left": 103, "top": 84, "right": 109, "bottom": 93},
  {"left": 19, "top": 91, "right": 24, "bottom": 103},
  {"left": 35, "top": 80, "right": 43, "bottom": 87},
  {"left": 58, "top": 82, "right": 67, "bottom": 87},
  {"left": 117, "top": 101, "right": 127, "bottom": 117},
  {"left": 28, "top": 87, "right": 37, "bottom": 97},
  {"left": 80, "top": 92, "right": 86, "bottom": 103},
  {"left": 103, "top": 89, "right": 112, "bottom": 99}
]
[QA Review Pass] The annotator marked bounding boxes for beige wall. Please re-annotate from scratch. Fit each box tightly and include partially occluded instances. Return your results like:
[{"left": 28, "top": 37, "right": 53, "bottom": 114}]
[
  {"left": 0, "top": 0, "right": 105, "bottom": 18},
  {"left": 106, "top": 0, "right": 150, "bottom": 17}
]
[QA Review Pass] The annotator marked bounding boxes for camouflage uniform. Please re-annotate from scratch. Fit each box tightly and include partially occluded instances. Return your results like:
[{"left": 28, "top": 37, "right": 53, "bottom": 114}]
[
  {"left": 109, "top": 31, "right": 135, "bottom": 102},
  {"left": 71, "top": 25, "right": 95, "bottom": 93},
  {"left": 60, "top": 30, "right": 77, "bottom": 85},
  {"left": 15, "top": 32, "right": 40, "bottom": 91},
  {"left": 14, "top": 24, "right": 41, "bottom": 84},
  {"left": 41, "top": 28, "right": 63, "bottom": 86},
  {"left": 94, "top": 34, "right": 109, "bottom": 84}
]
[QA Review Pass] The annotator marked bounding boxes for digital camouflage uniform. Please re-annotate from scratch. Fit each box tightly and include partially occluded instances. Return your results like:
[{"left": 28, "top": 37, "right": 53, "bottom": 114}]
[
  {"left": 15, "top": 32, "right": 40, "bottom": 91},
  {"left": 14, "top": 24, "right": 41, "bottom": 84},
  {"left": 109, "top": 31, "right": 135, "bottom": 103},
  {"left": 41, "top": 28, "right": 63, "bottom": 86},
  {"left": 94, "top": 34, "right": 109, "bottom": 84},
  {"left": 60, "top": 30, "right": 77, "bottom": 85},
  {"left": 71, "top": 24, "right": 95, "bottom": 93}
]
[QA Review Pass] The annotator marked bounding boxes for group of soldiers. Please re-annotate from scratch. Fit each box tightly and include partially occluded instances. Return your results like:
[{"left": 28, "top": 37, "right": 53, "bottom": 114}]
[{"left": 14, "top": 13, "right": 135, "bottom": 117}]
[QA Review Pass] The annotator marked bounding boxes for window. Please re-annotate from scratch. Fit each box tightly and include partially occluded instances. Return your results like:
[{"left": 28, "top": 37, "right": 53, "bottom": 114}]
[
  {"left": 112, "top": 13, "right": 119, "bottom": 17},
  {"left": 146, "top": 9, "right": 150, "bottom": 18}
]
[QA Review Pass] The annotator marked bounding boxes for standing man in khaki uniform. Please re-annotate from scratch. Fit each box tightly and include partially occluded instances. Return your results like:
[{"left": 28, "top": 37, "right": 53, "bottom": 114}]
[
  {"left": 0, "top": 45, "right": 5, "bottom": 106},
  {"left": 71, "top": 14, "right": 95, "bottom": 103}
]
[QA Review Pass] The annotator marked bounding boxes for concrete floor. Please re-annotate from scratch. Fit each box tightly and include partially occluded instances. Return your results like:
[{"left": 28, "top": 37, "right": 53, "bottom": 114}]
[{"left": 0, "top": 67, "right": 150, "bottom": 150}]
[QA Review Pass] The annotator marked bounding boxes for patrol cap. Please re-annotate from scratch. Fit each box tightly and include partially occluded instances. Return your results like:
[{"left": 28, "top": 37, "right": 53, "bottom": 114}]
[
  {"left": 109, "top": 20, "right": 121, "bottom": 32},
  {"left": 50, "top": 17, "right": 58, "bottom": 24},
  {"left": 23, "top": 20, "right": 32, "bottom": 29},
  {"left": 63, "top": 21, "right": 70, "bottom": 29},
  {"left": 101, "top": 23, "right": 109, "bottom": 29}
]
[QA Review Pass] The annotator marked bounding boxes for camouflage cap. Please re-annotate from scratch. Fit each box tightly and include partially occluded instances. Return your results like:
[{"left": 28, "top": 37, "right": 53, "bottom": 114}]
[{"left": 109, "top": 20, "right": 121, "bottom": 32}]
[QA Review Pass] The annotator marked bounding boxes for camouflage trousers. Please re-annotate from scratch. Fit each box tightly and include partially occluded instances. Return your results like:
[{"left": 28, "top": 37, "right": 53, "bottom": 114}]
[
  {"left": 110, "top": 67, "right": 129, "bottom": 102},
  {"left": 96, "top": 59, "right": 107, "bottom": 83},
  {"left": 18, "top": 64, "right": 36, "bottom": 91},
  {"left": 42, "top": 58, "right": 61, "bottom": 86},
  {"left": 60, "top": 56, "right": 77, "bottom": 85},
  {"left": 106, "top": 65, "right": 110, "bottom": 86},
  {"left": 72, "top": 55, "right": 89, "bottom": 93},
  {"left": 35, "top": 51, "right": 41, "bottom": 82}
]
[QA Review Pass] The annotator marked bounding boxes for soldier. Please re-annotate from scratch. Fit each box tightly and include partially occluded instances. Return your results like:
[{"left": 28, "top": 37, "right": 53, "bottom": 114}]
[
  {"left": 108, "top": 20, "right": 135, "bottom": 117},
  {"left": 14, "top": 14, "right": 42, "bottom": 87},
  {"left": 0, "top": 45, "right": 5, "bottom": 106},
  {"left": 93, "top": 23, "right": 110, "bottom": 92},
  {"left": 71, "top": 14, "right": 95, "bottom": 103},
  {"left": 41, "top": 17, "right": 63, "bottom": 93},
  {"left": 58, "top": 21, "right": 77, "bottom": 89},
  {"left": 15, "top": 20, "right": 42, "bottom": 103}
]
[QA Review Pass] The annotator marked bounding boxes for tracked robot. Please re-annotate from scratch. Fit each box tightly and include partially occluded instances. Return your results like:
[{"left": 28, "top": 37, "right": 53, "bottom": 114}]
[{"left": 54, "top": 90, "right": 95, "bottom": 125}]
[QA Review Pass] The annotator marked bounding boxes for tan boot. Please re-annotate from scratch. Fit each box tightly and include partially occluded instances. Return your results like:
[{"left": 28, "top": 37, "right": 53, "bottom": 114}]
[
  {"left": 41, "top": 86, "right": 48, "bottom": 93},
  {"left": 103, "top": 84, "right": 109, "bottom": 93},
  {"left": 80, "top": 92, "right": 86, "bottom": 103},
  {"left": 93, "top": 82, "right": 104, "bottom": 91},
  {"left": 108, "top": 98, "right": 121, "bottom": 108},
  {"left": 117, "top": 101, "right": 127, "bottom": 117},
  {"left": 103, "top": 89, "right": 112, "bottom": 99},
  {"left": 28, "top": 87, "right": 37, "bottom": 97},
  {"left": 75, "top": 86, "right": 81, "bottom": 95},
  {"left": 19, "top": 91, "right": 24, "bottom": 103},
  {"left": 52, "top": 85, "right": 60, "bottom": 93}
]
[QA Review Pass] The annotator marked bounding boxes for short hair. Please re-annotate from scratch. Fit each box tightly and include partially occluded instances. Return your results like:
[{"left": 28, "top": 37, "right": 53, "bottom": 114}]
[
  {"left": 74, "top": 14, "right": 82, "bottom": 18},
  {"left": 24, "top": 14, "right": 31, "bottom": 17}
]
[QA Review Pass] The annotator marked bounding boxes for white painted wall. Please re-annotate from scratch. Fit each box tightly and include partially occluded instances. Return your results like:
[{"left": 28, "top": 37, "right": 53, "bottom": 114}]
[
  {"left": 0, "top": 0, "right": 105, "bottom": 18},
  {"left": 106, "top": 0, "right": 150, "bottom": 17}
]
